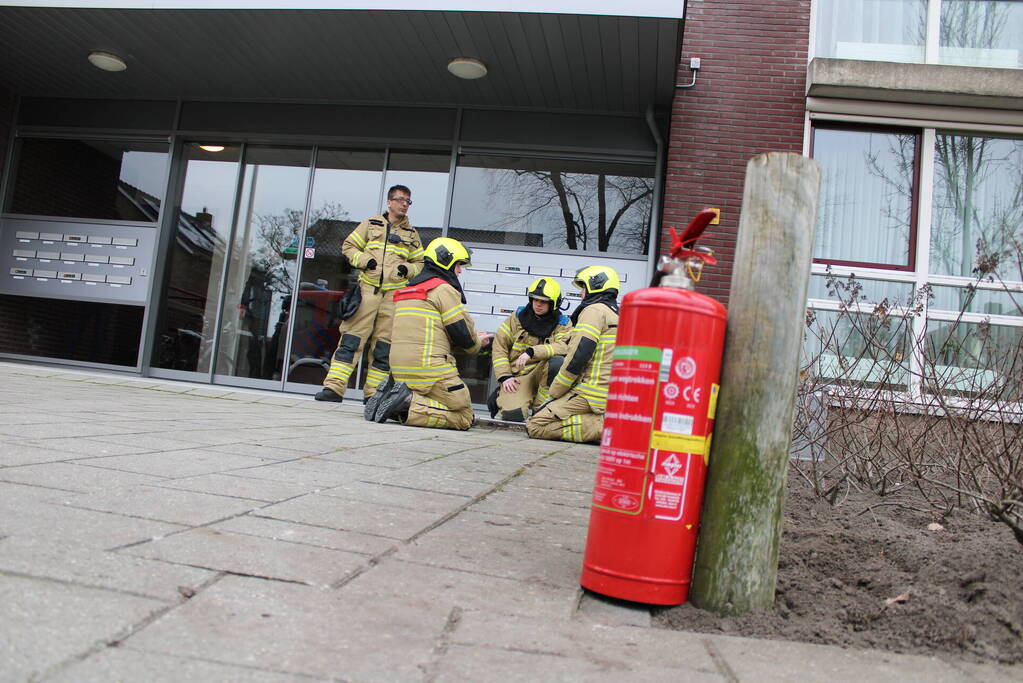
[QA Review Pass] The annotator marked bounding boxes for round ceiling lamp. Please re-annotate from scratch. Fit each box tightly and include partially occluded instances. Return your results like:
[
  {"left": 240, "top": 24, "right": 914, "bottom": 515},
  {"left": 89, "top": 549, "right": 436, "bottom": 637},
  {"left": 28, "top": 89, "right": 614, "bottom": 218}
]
[
  {"left": 198, "top": 145, "right": 226, "bottom": 153},
  {"left": 447, "top": 57, "right": 488, "bottom": 80},
  {"left": 87, "top": 51, "right": 127, "bottom": 72}
]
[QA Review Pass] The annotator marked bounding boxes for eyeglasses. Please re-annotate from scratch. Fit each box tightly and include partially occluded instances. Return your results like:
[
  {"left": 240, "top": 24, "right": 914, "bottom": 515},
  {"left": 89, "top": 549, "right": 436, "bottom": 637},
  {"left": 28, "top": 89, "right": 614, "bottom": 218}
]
[{"left": 389, "top": 196, "right": 412, "bottom": 205}]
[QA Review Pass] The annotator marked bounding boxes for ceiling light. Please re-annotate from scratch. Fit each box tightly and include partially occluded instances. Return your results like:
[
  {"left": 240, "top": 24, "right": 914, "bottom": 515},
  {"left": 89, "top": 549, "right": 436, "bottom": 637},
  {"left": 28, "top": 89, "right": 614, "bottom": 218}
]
[
  {"left": 447, "top": 57, "right": 488, "bottom": 80},
  {"left": 87, "top": 51, "right": 127, "bottom": 72},
  {"left": 199, "top": 145, "right": 225, "bottom": 153}
]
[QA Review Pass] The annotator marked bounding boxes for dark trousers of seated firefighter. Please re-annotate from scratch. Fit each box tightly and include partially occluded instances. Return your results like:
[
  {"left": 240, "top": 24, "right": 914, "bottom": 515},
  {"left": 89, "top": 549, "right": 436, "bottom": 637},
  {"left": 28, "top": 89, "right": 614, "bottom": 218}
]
[
  {"left": 493, "top": 356, "right": 563, "bottom": 422},
  {"left": 405, "top": 373, "right": 474, "bottom": 431},
  {"left": 526, "top": 392, "right": 604, "bottom": 443},
  {"left": 323, "top": 283, "right": 394, "bottom": 400}
]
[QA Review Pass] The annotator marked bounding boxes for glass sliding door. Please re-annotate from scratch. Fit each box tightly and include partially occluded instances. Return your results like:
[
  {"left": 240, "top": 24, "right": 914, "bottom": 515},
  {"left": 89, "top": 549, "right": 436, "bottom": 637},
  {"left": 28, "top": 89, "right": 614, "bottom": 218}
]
[
  {"left": 214, "top": 146, "right": 313, "bottom": 384},
  {"left": 153, "top": 143, "right": 242, "bottom": 374},
  {"left": 283, "top": 148, "right": 385, "bottom": 388}
]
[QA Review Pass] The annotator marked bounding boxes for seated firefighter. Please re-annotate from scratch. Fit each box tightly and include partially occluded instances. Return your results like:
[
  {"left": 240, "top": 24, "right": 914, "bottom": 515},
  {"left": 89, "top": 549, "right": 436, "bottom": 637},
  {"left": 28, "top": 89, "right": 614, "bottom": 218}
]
[
  {"left": 488, "top": 277, "right": 573, "bottom": 422},
  {"left": 314, "top": 185, "right": 423, "bottom": 404},
  {"left": 526, "top": 265, "right": 620, "bottom": 444},
  {"left": 368, "top": 237, "right": 493, "bottom": 429}
]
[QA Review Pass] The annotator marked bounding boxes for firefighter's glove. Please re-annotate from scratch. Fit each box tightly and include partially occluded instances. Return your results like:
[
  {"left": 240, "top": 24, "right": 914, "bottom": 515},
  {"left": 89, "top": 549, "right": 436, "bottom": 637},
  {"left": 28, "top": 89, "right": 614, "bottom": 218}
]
[
  {"left": 397, "top": 265, "right": 408, "bottom": 278},
  {"left": 364, "top": 259, "right": 377, "bottom": 271}
]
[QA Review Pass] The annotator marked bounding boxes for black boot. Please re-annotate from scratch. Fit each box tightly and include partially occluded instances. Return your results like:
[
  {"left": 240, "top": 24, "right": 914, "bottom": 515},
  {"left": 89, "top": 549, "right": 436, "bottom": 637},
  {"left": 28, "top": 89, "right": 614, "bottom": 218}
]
[
  {"left": 314, "top": 387, "right": 343, "bottom": 403},
  {"left": 374, "top": 382, "right": 413, "bottom": 423},
  {"left": 363, "top": 377, "right": 394, "bottom": 421}
]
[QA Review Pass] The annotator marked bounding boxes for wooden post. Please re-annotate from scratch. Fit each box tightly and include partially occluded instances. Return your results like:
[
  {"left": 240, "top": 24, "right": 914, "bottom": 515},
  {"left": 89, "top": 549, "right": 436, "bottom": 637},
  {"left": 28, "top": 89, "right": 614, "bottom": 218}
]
[{"left": 689, "top": 152, "right": 821, "bottom": 615}]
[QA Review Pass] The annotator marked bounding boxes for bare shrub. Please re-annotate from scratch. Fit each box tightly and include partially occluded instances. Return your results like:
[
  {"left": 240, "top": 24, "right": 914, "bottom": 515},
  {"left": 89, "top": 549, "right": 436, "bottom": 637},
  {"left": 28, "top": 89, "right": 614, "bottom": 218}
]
[{"left": 792, "top": 252, "right": 1023, "bottom": 545}]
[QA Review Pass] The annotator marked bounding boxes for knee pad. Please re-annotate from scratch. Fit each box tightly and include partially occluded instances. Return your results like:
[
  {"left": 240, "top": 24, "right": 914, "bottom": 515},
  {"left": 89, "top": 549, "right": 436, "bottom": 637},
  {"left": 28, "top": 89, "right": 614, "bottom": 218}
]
[
  {"left": 371, "top": 340, "right": 391, "bottom": 371},
  {"left": 487, "top": 386, "right": 500, "bottom": 418},
  {"left": 334, "top": 333, "right": 361, "bottom": 363},
  {"left": 501, "top": 407, "right": 526, "bottom": 422},
  {"left": 546, "top": 355, "right": 565, "bottom": 385}
]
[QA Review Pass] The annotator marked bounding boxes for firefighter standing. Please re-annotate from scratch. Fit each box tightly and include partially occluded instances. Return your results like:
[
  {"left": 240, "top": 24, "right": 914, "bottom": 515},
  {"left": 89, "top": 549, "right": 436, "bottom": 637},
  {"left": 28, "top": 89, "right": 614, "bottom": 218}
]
[
  {"left": 489, "top": 278, "right": 572, "bottom": 422},
  {"left": 526, "top": 265, "right": 620, "bottom": 443},
  {"left": 370, "top": 237, "right": 493, "bottom": 429},
  {"left": 315, "top": 185, "right": 424, "bottom": 404}
]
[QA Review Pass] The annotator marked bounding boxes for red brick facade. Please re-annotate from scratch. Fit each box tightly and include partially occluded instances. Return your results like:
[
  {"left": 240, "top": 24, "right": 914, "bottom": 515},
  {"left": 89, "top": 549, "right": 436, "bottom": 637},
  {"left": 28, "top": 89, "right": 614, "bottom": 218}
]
[{"left": 663, "top": 0, "right": 812, "bottom": 306}]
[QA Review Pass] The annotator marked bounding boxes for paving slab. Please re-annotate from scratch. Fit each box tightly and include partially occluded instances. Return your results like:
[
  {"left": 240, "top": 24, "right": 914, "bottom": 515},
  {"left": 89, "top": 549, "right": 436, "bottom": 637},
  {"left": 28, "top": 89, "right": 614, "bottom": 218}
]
[
  {"left": 0, "top": 573, "right": 167, "bottom": 682},
  {"left": 69, "top": 449, "right": 275, "bottom": 479},
  {"left": 126, "top": 575, "right": 447, "bottom": 680},
  {"left": 0, "top": 461, "right": 165, "bottom": 492},
  {"left": 59, "top": 485, "right": 263, "bottom": 526},
  {"left": 257, "top": 493, "right": 443, "bottom": 541},
  {"left": 121, "top": 526, "right": 367, "bottom": 587},
  {"left": 0, "top": 535, "right": 213, "bottom": 601},
  {"left": 317, "top": 480, "right": 472, "bottom": 513},
  {"left": 153, "top": 472, "right": 318, "bottom": 503},
  {"left": 225, "top": 459, "right": 392, "bottom": 488},
  {"left": 392, "top": 512, "right": 586, "bottom": 589},
  {"left": 0, "top": 487, "right": 187, "bottom": 549},
  {"left": 348, "top": 556, "right": 579, "bottom": 622},
  {"left": 49, "top": 648, "right": 328, "bottom": 683},
  {"left": 211, "top": 514, "right": 396, "bottom": 557}
]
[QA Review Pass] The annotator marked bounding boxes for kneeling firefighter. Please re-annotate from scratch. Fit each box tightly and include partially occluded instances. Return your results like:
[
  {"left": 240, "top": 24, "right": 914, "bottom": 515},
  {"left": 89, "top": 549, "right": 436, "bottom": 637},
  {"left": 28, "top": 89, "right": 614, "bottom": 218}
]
[
  {"left": 368, "top": 237, "right": 493, "bottom": 428},
  {"left": 488, "top": 277, "right": 573, "bottom": 422},
  {"left": 526, "top": 265, "right": 619, "bottom": 443}
]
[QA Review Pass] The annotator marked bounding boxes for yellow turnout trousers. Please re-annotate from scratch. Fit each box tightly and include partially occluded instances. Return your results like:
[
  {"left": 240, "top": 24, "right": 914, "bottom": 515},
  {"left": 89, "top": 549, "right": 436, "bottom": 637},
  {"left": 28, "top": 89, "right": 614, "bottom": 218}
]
[
  {"left": 526, "top": 391, "right": 604, "bottom": 444},
  {"left": 404, "top": 373, "right": 474, "bottom": 431},
  {"left": 322, "top": 282, "right": 395, "bottom": 399}
]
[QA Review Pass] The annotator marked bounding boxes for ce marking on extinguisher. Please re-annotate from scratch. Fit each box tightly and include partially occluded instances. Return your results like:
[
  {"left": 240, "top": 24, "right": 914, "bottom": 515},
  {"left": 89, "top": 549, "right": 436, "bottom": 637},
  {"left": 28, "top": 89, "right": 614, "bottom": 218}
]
[{"left": 682, "top": 386, "right": 702, "bottom": 403}]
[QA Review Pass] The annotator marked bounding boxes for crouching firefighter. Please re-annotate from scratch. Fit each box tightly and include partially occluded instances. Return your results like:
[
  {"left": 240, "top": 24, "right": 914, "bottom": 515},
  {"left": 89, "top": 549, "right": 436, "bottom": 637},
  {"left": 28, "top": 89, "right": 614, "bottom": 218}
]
[
  {"left": 526, "top": 265, "right": 619, "bottom": 443},
  {"left": 488, "top": 277, "right": 572, "bottom": 422},
  {"left": 368, "top": 237, "right": 494, "bottom": 428},
  {"left": 315, "top": 185, "right": 423, "bottom": 404}
]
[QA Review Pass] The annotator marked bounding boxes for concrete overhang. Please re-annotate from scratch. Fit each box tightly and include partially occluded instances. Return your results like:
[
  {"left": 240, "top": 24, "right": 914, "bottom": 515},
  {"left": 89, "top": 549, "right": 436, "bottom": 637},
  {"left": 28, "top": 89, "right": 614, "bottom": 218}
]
[{"left": 807, "top": 58, "right": 1023, "bottom": 112}]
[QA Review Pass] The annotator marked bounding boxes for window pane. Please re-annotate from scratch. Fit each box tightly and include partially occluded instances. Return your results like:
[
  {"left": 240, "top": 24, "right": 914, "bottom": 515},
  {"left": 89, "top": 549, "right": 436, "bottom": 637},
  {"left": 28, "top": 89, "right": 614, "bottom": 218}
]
[
  {"left": 803, "top": 308, "right": 912, "bottom": 389},
  {"left": 809, "top": 274, "right": 914, "bottom": 303},
  {"left": 216, "top": 146, "right": 312, "bottom": 380},
  {"left": 384, "top": 151, "right": 449, "bottom": 243},
  {"left": 815, "top": 0, "right": 927, "bottom": 62},
  {"left": 285, "top": 148, "right": 385, "bottom": 387},
  {"left": 449, "top": 155, "right": 654, "bottom": 255},
  {"left": 9, "top": 138, "right": 168, "bottom": 222},
  {"left": 930, "top": 133, "right": 1023, "bottom": 280},
  {"left": 939, "top": 0, "right": 1023, "bottom": 68},
  {"left": 813, "top": 128, "right": 916, "bottom": 267},
  {"left": 923, "top": 319, "right": 1023, "bottom": 399},
  {"left": 154, "top": 144, "right": 241, "bottom": 373},
  {"left": 929, "top": 285, "right": 1023, "bottom": 316}
]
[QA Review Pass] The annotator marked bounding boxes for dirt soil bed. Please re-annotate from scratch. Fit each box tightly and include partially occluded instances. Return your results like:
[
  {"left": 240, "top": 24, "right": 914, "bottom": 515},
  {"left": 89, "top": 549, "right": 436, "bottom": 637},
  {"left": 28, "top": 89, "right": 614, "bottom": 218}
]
[{"left": 655, "top": 476, "right": 1023, "bottom": 665}]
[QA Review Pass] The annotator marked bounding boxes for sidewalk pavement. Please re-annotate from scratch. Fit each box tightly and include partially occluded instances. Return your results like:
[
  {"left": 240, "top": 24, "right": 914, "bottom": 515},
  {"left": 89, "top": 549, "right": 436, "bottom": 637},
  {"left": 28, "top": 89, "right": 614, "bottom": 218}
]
[{"left": 1, "top": 360, "right": 1018, "bottom": 682}]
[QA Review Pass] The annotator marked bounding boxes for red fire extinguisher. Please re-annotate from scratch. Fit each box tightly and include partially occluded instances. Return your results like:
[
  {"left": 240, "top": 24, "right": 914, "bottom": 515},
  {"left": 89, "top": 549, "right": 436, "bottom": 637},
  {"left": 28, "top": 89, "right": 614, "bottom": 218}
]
[{"left": 580, "top": 210, "right": 726, "bottom": 606}]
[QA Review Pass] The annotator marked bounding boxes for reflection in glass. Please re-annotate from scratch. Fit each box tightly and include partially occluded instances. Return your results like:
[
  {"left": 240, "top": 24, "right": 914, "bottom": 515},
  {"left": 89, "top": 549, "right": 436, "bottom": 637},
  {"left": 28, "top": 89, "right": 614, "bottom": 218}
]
[
  {"left": 939, "top": 0, "right": 1023, "bottom": 67},
  {"left": 449, "top": 155, "right": 654, "bottom": 255},
  {"left": 9, "top": 138, "right": 169, "bottom": 221},
  {"left": 813, "top": 128, "right": 916, "bottom": 267},
  {"left": 154, "top": 144, "right": 241, "bottom": 373},
  {"left": 931, "top": 133, "right": 1023, "bottom": 280},
  {"left": 808, "top": 274, "right": 914, "bottom": 303},
  {"left": 285, "top": 149, "right": 385, "bottom": 386},
  {"left": 803, "top": 308, "right": 912, "bottom": 389},
  {"left": 216, "top": 146, "right": 312, "bottom": 381},
  {"left": 929, "top": 285, "right": 1023, "bottom": 317},
  {"left": 384, "top": 151, "right": 449, "bottom": 244},
  {"left": 815, "top": 0, "right": 927, "bottom": 62},
  {"left": 924, "top": 320, "right": 1023, "bottom": 399}
]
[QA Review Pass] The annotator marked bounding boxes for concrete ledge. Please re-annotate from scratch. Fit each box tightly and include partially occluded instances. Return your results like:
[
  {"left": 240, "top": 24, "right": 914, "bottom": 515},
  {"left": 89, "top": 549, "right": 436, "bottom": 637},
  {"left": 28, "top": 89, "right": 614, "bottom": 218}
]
[{"left": 807, "top": 58, "right": 1023, "bottom": 111}]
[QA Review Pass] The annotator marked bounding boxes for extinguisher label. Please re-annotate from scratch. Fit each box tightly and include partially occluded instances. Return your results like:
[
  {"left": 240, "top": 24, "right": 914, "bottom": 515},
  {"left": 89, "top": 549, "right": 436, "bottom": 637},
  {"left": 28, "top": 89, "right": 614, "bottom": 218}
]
[{"left": 597, "top": 342, "right": 718, "bottom": 520}]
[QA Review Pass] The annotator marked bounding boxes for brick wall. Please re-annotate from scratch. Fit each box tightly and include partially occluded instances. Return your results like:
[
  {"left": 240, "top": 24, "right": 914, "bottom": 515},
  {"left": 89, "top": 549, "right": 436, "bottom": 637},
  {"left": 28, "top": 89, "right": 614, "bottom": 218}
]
[{"left": 663, "top": 0, "right": 811, "bottom": 307}]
